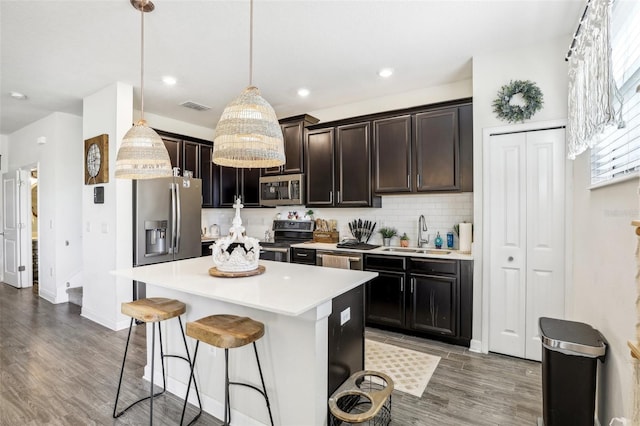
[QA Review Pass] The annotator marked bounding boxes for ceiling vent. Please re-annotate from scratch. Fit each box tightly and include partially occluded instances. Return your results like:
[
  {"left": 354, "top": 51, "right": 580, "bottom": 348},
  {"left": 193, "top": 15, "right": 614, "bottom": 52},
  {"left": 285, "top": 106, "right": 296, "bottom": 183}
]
[{"left": 180, "top": 101, "right": 211, "bottom": 111}]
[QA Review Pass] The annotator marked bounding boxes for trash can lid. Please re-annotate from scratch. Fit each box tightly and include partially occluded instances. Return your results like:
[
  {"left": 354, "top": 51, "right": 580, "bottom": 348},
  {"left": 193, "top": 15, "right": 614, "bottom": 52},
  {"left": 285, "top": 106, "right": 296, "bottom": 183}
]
[{"left": 539, "top": 317, "right": 607, "bottom": 358}]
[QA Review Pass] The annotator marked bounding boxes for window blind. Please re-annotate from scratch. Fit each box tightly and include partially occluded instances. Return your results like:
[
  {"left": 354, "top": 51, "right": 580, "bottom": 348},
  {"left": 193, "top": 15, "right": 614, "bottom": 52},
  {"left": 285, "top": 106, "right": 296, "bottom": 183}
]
[{"left": 591, "top": 0, "right": 640, "bottom": 184}]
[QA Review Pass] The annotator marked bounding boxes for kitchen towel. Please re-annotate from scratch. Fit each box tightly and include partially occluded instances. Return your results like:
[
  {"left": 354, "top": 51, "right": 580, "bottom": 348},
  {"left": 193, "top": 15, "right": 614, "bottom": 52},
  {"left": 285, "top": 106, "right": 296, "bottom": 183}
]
[
  {"left": 322, "top": 254, "right": 351, "bottom": 269},
  {"left": 459, "top": 222, "right": 472, "bottom": 253}
]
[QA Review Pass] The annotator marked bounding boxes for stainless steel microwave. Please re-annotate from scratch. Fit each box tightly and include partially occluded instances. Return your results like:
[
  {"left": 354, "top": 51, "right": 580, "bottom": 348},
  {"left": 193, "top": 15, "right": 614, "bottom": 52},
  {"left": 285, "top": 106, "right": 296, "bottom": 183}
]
[{"left": 259, "top": 173, "right": 304, "bottom": 206}]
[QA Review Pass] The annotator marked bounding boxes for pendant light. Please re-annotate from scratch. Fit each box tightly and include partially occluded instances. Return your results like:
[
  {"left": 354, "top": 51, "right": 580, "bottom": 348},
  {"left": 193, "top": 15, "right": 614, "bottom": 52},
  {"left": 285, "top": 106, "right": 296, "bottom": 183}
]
[
  {"left": 212, "top": 0, "right": 285, "bottom": 168},
  {"left": 115, "top": 0, "right": 172, "bottom": 179}
]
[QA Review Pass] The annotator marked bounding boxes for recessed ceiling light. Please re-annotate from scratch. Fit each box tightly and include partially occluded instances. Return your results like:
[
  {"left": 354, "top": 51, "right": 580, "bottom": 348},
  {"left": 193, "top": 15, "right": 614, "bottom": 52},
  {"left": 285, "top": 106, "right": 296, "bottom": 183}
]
[
  {"left": 297, "top": 88, "right": 310, "bottom": 97},
  {"left": 378, "top": 68, "right": 394, "bottom": 78},
  {"left": 162, "top": 76, "right": 177, "bottom": 86},
  {"left": 9, "top": 91, "right": 27, "bottom": 100}
]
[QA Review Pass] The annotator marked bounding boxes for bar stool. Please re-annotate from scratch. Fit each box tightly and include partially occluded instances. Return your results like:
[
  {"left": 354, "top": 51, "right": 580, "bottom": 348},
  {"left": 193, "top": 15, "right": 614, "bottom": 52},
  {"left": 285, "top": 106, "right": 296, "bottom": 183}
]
[
  {"left": 113, "top": 297, "right": 202, "bottom": 425},
  {"left": 181, "top": 314, "right": 274, "bottom": 426}
]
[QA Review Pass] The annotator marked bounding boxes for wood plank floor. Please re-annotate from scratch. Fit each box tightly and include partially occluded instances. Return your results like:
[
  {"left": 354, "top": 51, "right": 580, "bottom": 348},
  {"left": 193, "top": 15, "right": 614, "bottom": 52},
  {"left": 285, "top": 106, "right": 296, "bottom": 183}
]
[{"left": 0, "top": 283, "right": 542, "bottom": 425}]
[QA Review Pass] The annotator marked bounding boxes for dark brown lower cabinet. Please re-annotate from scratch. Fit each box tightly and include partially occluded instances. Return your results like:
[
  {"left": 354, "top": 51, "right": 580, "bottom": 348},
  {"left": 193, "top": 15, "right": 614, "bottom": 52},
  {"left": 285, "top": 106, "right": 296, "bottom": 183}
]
[
  {"left": 365, "top": 270, "right": 406, "bottom": 328},
  {"left": 410, "top": 273, "right": 456, "bottom": 336},
  {"left": 364, "top": 254, "right": 472, "bottom": 346}
]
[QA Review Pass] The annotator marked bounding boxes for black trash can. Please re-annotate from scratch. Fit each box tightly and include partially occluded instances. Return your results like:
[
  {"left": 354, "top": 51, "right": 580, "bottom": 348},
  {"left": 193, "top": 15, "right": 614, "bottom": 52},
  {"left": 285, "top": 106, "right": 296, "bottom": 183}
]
[{"left": 539, "top": 317, "right": 607, "bottom": 426}]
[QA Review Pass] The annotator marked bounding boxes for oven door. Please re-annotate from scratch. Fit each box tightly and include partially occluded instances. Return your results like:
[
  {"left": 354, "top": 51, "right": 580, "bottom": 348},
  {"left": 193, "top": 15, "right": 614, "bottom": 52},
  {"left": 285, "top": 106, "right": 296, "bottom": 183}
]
[{"left": 259, "top": 246, "right": 290, "bottom": 262}]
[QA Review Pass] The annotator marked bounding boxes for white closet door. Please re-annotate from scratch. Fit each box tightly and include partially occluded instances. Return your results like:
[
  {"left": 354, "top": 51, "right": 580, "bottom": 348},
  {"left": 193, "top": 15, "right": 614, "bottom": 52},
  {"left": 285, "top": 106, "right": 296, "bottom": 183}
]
[
  {"left": 487, "top": 127, "right": 566, "bottom": 361},
  {"left": 2, "top": 169, "right": 29, "bottom": 288},
  {"left": 488, "top": 132, "right": 527, "bottom": 358},
  {"left": 524, "top": 128, "right": 566, "bottom": 361}
]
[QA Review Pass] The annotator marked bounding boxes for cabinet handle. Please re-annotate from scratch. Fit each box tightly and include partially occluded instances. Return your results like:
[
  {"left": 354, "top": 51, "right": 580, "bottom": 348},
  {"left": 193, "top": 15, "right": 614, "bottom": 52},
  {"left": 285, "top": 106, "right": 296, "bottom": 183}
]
[
  {"left": 508, "top": 256, "right": 514, "bottom": 262},
  {"left": 297, "top": 253, "right": 308, "bottom": 257},
  {"left": 411, "top": 278, "right": 415, "bottom": 293},
  {"left": 329, "top": 191, "right": 333, "bottom": 203},
  {"left": 337, "top": 191, "right": 340, "bottom": 203},
  {"left": 417, "top": 174, "right": 421, "bottom": 188},
  {"left": 401, "top": 281, "right": 404, "bottom": 292},
  {"left": 407, "top": 174, "right": 410, "bottom": 188}
]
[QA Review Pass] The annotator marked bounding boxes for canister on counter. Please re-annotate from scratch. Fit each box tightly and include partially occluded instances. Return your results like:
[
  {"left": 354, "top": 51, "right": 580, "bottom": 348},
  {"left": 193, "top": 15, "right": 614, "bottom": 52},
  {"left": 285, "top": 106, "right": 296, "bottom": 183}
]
[{"left": 447, "top": 231, "right": 454, "bottom": 249}]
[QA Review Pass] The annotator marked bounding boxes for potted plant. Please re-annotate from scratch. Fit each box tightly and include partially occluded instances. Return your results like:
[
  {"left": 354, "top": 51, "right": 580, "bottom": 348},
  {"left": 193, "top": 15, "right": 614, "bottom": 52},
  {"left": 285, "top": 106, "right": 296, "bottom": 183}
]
[
  {"left": 379, "top": 227, "right": 397, "bottom": 246},
  {"left": 304, "top": 209, "right": 314, "bottom": 220},
  {"left": 400, "top": 232, "right": 410, "bottom": 247}
]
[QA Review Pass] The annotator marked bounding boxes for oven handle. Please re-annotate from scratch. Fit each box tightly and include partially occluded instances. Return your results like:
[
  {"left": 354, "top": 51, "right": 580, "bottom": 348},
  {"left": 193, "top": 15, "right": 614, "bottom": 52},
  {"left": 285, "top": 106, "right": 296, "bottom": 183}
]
[{"left": 261, "top": 247, "right": 289, "bottom": 254}]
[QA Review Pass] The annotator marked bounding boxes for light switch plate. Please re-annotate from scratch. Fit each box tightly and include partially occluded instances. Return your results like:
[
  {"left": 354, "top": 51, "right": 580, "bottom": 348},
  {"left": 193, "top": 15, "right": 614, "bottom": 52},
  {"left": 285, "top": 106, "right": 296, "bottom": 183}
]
[{"left": 340, "top": 307, "right": 351, "bottom": 326}]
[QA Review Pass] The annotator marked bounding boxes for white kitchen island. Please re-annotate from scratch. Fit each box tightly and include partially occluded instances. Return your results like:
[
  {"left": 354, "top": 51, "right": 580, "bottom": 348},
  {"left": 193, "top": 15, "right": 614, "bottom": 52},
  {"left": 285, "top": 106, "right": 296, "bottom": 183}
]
[{"left": 113, "top": 256, "right": 377, "bottom": 426}]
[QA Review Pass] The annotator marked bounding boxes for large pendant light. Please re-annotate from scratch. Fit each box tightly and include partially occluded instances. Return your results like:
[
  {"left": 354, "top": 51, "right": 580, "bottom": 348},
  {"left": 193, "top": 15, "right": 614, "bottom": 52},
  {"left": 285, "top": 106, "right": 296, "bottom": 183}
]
[
  {"left": 115, "top": 0, "right": 172, "bottom": 179},
  {"left": 212, "top": 0, "right": 285, "bottom": 168}
]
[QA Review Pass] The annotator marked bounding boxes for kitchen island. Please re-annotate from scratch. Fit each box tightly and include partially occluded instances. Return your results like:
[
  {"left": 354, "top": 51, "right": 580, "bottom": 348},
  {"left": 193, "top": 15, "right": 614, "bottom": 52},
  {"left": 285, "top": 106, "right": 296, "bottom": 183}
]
[{"left": 113, "top": 256, "right": 377, "bottom": 426}]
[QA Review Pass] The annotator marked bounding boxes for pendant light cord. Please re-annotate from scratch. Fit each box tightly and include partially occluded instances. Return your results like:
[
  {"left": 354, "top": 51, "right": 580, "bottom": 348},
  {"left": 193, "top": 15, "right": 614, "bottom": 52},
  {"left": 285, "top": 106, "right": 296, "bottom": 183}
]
[
  {"left": 249, "top": 0, "right": 253, "bottom": 86},
  {"left": 140, "top": 6, "right": 145, "bottom": 121}
]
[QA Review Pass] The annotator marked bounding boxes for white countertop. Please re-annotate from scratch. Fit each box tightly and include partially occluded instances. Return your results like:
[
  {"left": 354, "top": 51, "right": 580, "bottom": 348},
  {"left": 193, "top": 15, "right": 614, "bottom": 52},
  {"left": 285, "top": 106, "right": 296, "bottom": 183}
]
[
  {"left": 291, "top": 242, "right": 474, "bottom": 260},
  {"left": 112, "top": 257, "right": 377, "bottom": 317}
]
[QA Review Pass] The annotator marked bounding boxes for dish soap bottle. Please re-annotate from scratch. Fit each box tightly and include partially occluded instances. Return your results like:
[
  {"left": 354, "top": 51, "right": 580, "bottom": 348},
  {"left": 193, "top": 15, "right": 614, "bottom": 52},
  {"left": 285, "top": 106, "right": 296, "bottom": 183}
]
[{"left": 434, "top": 232, "right": 443, "bottom": 249}]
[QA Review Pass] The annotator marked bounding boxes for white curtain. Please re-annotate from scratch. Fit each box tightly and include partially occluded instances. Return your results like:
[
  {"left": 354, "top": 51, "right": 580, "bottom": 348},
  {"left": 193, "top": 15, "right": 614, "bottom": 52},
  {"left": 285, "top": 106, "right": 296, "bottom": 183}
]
[{"left": 567, "top": 0, "right": 620, "bottom": 160}]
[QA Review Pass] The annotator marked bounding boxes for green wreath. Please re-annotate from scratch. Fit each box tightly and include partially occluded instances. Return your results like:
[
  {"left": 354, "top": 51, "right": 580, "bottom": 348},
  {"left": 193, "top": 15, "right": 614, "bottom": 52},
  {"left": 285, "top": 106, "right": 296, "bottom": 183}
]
[{"left": 492, "top": 80, "right": 543, "bottom": 123}]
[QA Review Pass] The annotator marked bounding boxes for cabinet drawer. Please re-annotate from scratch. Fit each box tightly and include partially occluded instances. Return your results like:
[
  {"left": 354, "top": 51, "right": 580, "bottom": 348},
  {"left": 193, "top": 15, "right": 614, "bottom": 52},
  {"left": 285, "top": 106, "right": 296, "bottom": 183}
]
[
  {"left": 364, "top": 255, "right": 406, "bottom": 271},
  {"left": 410, "top": 258, "right": 457, "bottom": 275},
  {"left": 291, "top": 248, "right": 316, "bottom": 265}
]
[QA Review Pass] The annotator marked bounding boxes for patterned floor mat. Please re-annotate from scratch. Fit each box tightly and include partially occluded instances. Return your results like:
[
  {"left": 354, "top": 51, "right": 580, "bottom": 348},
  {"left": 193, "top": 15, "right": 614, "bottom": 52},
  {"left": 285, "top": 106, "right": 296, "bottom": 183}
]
[{"left": 365, "top": 339, "right": 441, "bottom": 398}]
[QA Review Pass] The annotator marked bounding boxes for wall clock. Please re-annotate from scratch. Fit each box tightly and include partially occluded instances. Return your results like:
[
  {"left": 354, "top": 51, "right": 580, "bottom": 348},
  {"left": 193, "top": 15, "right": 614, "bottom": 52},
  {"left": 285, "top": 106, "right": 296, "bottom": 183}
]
[{"left": 84, "top": 134, "right": 109, "bottom": 185}]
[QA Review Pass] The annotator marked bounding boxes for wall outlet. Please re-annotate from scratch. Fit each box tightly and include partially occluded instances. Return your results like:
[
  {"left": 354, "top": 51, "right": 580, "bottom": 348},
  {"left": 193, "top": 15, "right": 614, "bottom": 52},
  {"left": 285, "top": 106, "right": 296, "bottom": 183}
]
[{"left": 340, "top": 307, "right": 351, "bottom": 326}]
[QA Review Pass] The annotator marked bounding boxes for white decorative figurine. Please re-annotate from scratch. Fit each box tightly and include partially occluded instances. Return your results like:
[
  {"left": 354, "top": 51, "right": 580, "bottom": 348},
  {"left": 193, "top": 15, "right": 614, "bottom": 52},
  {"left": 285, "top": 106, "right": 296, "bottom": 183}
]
[{"left": 210, "top": 197, "right": 261, "bottom": 272}]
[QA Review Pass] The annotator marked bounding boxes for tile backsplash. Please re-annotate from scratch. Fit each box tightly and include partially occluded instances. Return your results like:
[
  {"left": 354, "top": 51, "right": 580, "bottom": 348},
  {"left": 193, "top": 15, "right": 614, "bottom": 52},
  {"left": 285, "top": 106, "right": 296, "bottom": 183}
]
[{"left": 202, "top": 193, "right": 473, "bottom": 248}]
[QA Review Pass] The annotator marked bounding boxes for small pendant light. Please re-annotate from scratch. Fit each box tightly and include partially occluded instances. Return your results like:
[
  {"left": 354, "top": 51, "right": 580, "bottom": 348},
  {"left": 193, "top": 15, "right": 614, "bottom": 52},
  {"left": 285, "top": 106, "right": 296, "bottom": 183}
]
[
  {"left": 115, "top": 0, "right": 172, "bottom": 179},
  {"left": 212, "top": 0, "right": 285, "bottom": 168}
]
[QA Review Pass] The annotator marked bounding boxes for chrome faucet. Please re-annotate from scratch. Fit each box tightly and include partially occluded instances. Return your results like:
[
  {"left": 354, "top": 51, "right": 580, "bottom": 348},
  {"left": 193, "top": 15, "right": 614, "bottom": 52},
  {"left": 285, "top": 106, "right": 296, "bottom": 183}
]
[{"left": 418, "top": 215, "right": 429, "bottom": 247}]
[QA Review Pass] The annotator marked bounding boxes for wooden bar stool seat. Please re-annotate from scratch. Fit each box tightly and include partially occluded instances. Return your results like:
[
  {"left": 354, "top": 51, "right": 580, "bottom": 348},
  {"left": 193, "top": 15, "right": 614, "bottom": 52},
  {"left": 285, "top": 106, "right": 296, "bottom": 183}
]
[
  {"left": 181, "top": 314, "right": 274, "bottom": 426},
  {"left": 121, "top": 297, "right": 186, "bottom": 322},
  {"left": 114, "top": 297, "right": 202, "bottom": 426},
  {"left": 186, "top": 314, "right": 265, "bottom": 348}
]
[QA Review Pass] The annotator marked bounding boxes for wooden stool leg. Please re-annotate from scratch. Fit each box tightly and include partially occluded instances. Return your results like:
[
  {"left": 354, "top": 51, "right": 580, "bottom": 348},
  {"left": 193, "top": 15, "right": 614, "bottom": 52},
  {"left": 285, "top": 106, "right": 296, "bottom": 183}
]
[{"left": 253, "top": 342, "right": 274, "bottom": 426}]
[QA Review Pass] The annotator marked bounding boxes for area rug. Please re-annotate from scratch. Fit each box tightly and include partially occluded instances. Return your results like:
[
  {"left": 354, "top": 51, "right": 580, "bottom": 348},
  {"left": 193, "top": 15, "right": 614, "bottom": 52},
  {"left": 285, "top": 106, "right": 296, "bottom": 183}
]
[{"left": 365, "top": 339, "right": 440, "bottom": 398}]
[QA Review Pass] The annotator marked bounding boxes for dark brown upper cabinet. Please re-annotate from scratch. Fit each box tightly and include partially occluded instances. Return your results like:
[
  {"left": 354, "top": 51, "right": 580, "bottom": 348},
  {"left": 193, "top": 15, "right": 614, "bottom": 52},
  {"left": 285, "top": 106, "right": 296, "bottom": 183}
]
[
  {"left": 263, "top": 114, "right": 319, "bottom": 176},
  {"left": 305, "top": 128, "right": 335, "bottom": 206},
  {"left": 162, "top": 136, "right": 181, "bottom": 170},
  {"left": 414, "top": 108, "right": 459, "bottom": 192},
  {"left": 158, "top": 131, "right": 215, "bottom": 207},
  {"left": 373, "top": 115, "right": 412, "bottom": 193},
  {"left": 217, "top": 166, "right": 261, "bottom": 208},
  {"left": 336, "top": 122, "right": 373, "bottom": 206},
  {"left": 305, "top": 122, "right": 380, "bottom": 208},
  {"left": 372, "top": 102, "right": 473, "bottom": 194}
]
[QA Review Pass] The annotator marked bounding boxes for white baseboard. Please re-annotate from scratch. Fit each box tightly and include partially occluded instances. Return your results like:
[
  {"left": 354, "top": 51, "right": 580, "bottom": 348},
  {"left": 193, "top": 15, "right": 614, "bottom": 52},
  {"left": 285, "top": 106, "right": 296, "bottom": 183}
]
[
  {"left": 469, "top": 339, "right": 483, "bottom": 353},
  {"left": 81, "top": 306, "right": 118, "bottom": 331}
]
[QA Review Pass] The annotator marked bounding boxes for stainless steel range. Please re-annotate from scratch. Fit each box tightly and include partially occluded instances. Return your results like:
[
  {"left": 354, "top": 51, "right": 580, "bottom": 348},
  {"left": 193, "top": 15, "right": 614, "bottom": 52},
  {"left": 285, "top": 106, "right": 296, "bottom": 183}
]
[{"left": 259, "top": 220, "right": 314, "bottom": 262}]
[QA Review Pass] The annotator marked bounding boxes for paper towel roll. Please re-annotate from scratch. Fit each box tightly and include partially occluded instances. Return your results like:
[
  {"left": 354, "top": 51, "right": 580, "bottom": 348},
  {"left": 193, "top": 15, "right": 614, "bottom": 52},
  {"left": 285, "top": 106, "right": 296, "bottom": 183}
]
[{"left": 459, "top": 223, "right": 472, "bottom": 253}]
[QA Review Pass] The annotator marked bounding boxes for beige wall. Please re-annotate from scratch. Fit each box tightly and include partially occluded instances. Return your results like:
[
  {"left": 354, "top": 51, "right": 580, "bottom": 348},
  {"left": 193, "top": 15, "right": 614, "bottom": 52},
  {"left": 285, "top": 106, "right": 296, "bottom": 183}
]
[{"left": 571, "top": 153, "right": 637, "bottom": 422}]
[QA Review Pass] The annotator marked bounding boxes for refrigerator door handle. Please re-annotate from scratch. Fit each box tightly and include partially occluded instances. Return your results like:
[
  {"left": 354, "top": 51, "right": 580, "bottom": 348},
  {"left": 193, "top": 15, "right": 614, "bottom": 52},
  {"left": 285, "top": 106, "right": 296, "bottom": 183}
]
[
  {"left": 175, "top": 181, "right": 182, "bottom": 254},
  {"left": 171, "top": 182, "right": 177, "bottom": 254}
]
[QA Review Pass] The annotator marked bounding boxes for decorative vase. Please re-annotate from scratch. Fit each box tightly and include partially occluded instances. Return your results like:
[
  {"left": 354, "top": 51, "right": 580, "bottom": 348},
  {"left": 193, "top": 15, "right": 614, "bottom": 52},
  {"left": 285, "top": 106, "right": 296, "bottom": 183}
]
[
  {"left": 400, "top": 240, "right": 409, "bottom": 247},
  {"left": 383, "top": 238, "right": 391, "bottom": 247}
]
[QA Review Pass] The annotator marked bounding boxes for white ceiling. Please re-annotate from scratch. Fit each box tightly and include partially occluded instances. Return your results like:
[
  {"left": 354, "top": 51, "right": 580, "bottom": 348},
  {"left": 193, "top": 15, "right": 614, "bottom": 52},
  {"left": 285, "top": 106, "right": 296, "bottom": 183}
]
[{"left": 0, "top": 0, "right": 585, "bottom": 136}]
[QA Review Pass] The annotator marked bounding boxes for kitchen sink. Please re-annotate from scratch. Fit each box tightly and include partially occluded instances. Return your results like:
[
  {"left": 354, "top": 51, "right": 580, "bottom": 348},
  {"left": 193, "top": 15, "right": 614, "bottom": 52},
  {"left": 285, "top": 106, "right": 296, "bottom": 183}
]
[
  {"left": 381, "top": 247, "right": 420, "bottom": 253},
  {"left": 421, "top": 249, "right": 452, "bottom": 255}
]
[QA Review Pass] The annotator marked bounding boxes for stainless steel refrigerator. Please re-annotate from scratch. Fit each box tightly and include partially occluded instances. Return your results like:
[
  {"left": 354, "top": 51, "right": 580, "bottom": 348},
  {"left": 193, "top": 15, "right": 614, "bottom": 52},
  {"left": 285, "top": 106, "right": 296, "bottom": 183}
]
[{"left": 133, "top": 176, "right": 202, "bottom": 299}]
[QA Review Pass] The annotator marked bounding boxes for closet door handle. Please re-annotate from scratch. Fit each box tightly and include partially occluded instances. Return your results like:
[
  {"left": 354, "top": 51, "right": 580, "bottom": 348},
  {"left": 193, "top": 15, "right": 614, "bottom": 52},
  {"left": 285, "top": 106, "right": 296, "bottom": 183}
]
[{"left": 508, "top": 256, "right": 514, "bottom": 262}]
